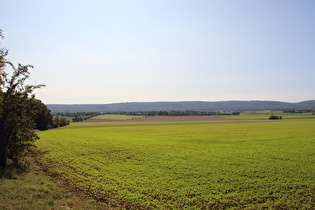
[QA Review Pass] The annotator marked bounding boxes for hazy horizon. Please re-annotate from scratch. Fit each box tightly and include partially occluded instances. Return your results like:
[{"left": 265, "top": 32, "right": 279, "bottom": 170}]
[
  {"left": 46, "top": 99, "right": 315, "bottom": 105},
  {"left": 2, "top": 1, "right": 315, "bottom": 104}
]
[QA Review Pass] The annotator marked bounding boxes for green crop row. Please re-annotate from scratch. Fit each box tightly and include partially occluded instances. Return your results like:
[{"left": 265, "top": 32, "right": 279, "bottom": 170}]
[{"left": 36, "top": 119, "right": 315, "bottom": 209}]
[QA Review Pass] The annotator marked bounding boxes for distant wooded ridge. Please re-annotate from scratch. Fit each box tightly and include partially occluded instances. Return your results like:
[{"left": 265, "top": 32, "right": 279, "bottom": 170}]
[{"left": 47, "top": 100, "right": 315, "bottom": 114}]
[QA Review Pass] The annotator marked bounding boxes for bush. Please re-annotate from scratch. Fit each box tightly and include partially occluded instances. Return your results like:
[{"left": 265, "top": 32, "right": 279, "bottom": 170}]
[
  {"left": 269, "top": 115, "right": 282, "bottom": 120},
  {"left": 0, "top": 30, "right": 44, "bottom": 166}
]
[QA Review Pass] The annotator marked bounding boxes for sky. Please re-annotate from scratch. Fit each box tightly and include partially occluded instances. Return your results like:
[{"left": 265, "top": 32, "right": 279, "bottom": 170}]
[{"left": 1, "top": 0, "right": 315, "bottom": 104}]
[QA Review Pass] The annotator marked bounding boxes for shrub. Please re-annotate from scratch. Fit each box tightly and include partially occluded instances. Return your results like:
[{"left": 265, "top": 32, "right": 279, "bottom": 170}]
[{"left": 269, "top": 115, "right": 282, "bottom": 120}]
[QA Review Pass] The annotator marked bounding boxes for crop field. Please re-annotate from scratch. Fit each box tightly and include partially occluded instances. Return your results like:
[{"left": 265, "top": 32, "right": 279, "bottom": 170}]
[
  {"left": 225, "top": 112, "right": 315, "bottom": 120},
  {"left": 92, "top": 114, "right": 145, "bottom": 121},
  {"left": 36, "top": 115, "right": 315, "bottom": 209}
]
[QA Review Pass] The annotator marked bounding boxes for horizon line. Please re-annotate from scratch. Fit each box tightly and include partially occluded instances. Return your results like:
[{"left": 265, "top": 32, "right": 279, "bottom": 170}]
[{"left": 46, "top": 99, "right": 315, "bottom": 105}]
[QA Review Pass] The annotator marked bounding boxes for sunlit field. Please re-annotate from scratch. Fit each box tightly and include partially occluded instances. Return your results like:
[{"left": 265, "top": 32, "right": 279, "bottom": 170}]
[
  {"left": 92, "top": 114, "right": 145, "bottom": 120},
  {"left": 36, "top": 116, "right": 315, "bottom": 209}
]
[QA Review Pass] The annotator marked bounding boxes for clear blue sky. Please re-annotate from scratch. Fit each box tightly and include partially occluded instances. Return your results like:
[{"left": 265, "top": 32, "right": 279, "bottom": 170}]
[{"left": 1, "top": 0, "right": 315, "bottom": 104}]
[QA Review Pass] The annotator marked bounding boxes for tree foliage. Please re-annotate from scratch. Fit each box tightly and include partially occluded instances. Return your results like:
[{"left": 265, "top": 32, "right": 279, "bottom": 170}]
[
  {"left": 0, "top": 29, "right": 45, "bottom": 165},
  {"left": 269, "top": 115, "right": 282, "bottom": 120},
  {"left": 28, "top": 98, "right": 53, "bottom": 130},
  {"left": 52, "top": 116, "right": 70, "bottom": 128}
]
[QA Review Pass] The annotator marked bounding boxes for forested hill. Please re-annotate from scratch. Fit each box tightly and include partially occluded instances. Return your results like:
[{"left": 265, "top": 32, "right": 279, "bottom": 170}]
[{"left": 47, "top": 100, "right": 315, "bottom": 114}]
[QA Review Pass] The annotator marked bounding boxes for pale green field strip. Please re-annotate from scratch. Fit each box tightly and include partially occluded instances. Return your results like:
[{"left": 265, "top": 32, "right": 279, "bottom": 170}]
[
  {"left": 66, "top": 119, "right": 269, "bottom": 129},
  {"left": 54, "top": 116, "right": 73, "bottom": 120},
  {"left": 224, "top": 113, "right": 315, "bottom": 119},
  {"left": 92, "top": 114, "right": 145, "bottom": 120},
  {"left": 36, "top": 119, "right": 315, "bottom": 208}
]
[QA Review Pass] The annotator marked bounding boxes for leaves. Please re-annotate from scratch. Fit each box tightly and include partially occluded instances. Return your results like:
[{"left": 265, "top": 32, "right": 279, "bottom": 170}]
[{"left": 0, "top": 29, "right": 44, "bottom": 165}]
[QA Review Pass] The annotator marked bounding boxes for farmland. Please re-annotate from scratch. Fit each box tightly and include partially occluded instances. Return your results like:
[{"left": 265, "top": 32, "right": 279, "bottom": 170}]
[{"left": 36, "top": 114, "right": 315, "bottom": 209}]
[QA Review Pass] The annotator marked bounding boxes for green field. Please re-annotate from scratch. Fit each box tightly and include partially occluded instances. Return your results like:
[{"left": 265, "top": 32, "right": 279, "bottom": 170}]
[
  {"left": 0, "top": 159, "right": 98, "bottom": 209},
  {"left": 36, "top": 117, "right": 315, "bottom": 209},
  {"left": 93, "top": 114, "right": 145, "bottom": 120},
  {"left": 225, "top": 112, "right": 315, "bottom": 120}
]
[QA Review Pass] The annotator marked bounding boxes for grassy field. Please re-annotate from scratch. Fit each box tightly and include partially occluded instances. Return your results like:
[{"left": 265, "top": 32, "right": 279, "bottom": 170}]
[
  {"left": 92, "top": 114, "right": 145, "bottom": 120},
  {"left": 0, "top": 156, "right": 100, "bottom": 209},
  {"left": 35, "top": 116, "right": 315, "bottom": 209},
  {"left": 225, "top": 112, "right": 315, "bottom": 119}
]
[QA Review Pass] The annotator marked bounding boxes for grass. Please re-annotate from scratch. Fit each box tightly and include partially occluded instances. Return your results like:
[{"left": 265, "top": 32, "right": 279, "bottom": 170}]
[
  {"left": 0, "top": 155, "right": 100, "bottom": 209},
  {"left": 36, "top": 117, "right": 315, "bottom": 209},
  {"left": 224, "top": 112, "right": 315, "bottom": 119},
  {"left": 66, "top": 120, "right": 250, "bottom": 129},
  {"left": 92, "top": 114, "right": 145, "bottom": 120},
  {"left": 54, "top": 115, "right": 73, "bottom": 121}
]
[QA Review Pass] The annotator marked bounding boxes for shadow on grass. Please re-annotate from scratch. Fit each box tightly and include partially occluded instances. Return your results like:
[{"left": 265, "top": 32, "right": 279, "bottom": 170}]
[{"left": 0, "top": 159, "right": 30, "bottom": 179}]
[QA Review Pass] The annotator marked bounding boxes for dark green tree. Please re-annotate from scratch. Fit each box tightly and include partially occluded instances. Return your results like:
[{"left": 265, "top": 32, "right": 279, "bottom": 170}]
[
  {"left": 0, "top": 30, "right": 44, "bottom": 165},
  {"left": 59, "top": 117, "right": 70, "bottom": 127},
  {"left": 52, "top": 116, "right": 60, "bottom": 128},
  {"left": 28, "top": 98, "right": 53, "bottom": 130}
]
